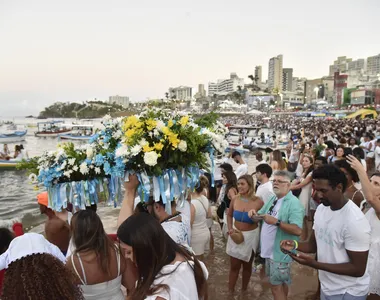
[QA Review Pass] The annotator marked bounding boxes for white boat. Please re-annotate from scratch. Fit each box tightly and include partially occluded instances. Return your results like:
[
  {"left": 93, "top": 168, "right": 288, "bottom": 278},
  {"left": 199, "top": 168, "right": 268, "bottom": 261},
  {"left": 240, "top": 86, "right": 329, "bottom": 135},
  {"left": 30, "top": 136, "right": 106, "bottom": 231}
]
[
  {"left": 0, "top": 130, "right": 27, "bottom": 143},
  {"left": 58, "top": 124, "right": 95, "bottom": 141},
  {"left": 35, "top": 121, "right": 72, "bottom": 137}
]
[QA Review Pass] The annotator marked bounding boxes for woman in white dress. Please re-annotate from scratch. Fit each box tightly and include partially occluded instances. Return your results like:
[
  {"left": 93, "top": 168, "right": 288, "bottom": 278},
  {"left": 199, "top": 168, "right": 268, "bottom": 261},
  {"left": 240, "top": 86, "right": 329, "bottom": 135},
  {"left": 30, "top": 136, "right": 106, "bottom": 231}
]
[
  {"left": 190, "top": 175, "right": 212, "bottom": 260},
  {"left": 66, "top": 210, "right": 130, "bottom": 300},
  {"left": 347, "top": 156, "right": 380, "bottom": 299},
  {"left": 117, "top": 213, "right": 208, "bottom": 300},
  {"left": 290, "top": 155, "right": 314, "bottom": 240}
]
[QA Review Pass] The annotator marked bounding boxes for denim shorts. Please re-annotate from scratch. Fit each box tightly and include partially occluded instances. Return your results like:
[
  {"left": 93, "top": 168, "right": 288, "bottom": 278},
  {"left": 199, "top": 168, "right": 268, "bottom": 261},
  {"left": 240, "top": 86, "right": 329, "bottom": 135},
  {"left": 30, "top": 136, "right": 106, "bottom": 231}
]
[
  {"left": 265, "top": 258, "right": 291, "bottom": 286},
  {"left": 321, "top": 291, "right": 367, "bottom": 300}
]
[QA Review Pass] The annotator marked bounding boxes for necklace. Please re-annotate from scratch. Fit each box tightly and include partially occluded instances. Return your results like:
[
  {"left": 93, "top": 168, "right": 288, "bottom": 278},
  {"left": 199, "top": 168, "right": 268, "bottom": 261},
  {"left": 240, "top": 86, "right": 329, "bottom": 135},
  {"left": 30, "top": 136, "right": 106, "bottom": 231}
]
[{"left": 240, "top": 195, "right": 249, "bottom": 203}]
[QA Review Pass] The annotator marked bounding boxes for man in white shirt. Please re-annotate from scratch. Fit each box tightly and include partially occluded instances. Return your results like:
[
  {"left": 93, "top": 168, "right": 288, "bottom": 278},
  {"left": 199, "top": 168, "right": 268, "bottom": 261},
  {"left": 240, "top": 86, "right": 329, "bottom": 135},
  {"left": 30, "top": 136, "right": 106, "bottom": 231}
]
[
  {"left": 281, "top": 164, "right": 370, "bottom": 300},
  {"left": 231, "top": 151, "right": 248, "bottom": 179},
  {"left": 255, "top": 164, "right": 275, "bottom": 204},
  {"left": 255, "top": 151, "right": 268, "bottom": 166}
]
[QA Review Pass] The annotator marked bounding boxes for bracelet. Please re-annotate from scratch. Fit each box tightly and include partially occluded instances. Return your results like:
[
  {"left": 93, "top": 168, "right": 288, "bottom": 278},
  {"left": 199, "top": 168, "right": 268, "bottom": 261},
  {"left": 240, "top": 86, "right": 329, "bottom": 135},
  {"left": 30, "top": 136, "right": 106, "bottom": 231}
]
[{"left": 293, "top": 240, "right": 298, "bottom": 250}]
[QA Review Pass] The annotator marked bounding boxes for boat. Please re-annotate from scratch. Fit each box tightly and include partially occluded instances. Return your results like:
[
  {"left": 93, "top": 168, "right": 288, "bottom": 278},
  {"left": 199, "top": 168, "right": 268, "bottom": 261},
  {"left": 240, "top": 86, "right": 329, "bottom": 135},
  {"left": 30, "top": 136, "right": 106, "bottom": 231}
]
[
  {"left": 0, "top": 130, "right": 27, "bottom": 143},
  {"left": 0, "top": 160, "right": 19, "bottom": 169},
  {"left": 58, "top": 124, "right": 95, "bottom": 141},
  {"left": 35, "top": 121, "right": 72, "bottom": 137}
]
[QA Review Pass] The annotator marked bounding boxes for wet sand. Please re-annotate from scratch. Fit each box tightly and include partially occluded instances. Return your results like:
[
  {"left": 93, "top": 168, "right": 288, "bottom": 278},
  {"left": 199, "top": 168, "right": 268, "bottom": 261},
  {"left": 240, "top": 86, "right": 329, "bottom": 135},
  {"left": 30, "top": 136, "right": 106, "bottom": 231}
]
[{"left": 205, "top": 222, "right": 318, "bottom": 300}]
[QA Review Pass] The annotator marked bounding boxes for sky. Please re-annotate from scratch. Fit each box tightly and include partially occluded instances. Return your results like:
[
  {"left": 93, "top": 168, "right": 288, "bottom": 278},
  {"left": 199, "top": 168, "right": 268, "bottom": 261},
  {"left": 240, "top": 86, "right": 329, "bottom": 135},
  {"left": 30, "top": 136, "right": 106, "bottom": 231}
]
[{"left": 0, "top": 0, "right": 379, "bottom": 116}]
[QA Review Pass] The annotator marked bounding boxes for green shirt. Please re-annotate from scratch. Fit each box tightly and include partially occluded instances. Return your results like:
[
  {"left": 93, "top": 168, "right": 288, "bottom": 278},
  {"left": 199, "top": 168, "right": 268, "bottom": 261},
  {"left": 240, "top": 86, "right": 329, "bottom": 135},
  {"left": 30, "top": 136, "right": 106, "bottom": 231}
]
[{"left": 258, "top": 191, "right": 304, "bottom": 263}]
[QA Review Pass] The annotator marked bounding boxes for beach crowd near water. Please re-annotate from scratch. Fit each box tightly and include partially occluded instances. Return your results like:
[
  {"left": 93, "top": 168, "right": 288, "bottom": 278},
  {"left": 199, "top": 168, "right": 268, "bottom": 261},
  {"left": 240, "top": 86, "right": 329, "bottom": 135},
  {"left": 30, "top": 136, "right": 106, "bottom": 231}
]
[{"left": 1, "top": 114, "right": 380, "bottom": 300}]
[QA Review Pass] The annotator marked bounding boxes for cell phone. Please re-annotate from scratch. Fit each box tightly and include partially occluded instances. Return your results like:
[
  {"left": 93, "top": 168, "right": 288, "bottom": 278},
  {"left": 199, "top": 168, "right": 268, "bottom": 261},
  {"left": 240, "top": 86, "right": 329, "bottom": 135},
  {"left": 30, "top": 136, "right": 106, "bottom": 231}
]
[
  {"left": 251, "top": 215, "right": 265, "bottom": 222},
  {"left": 281, "top": 247, "right": 297, "bottom": 256}
]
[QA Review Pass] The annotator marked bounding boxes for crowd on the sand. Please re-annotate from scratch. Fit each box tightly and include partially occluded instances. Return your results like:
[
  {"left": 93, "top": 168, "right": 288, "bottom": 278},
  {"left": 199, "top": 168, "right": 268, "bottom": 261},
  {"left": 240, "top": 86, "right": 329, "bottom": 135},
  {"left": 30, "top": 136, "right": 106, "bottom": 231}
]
[{"left": 0, "top": 116, "right": 380, "bottom": 300}]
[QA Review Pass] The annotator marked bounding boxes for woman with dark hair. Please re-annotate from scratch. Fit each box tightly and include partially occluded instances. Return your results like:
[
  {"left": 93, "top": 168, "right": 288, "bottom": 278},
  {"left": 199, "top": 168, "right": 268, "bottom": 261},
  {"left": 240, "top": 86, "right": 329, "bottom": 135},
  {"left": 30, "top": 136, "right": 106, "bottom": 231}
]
[
  {"left": 190, "top": 175, "right": 212, "bottom": 259},
  {"left": 226, "top": 174, "right": 263, "bottom": 292},
  {"left": 291, "top": 155, "right": 314, "bottom": 240},
  {"left": 1, "top": 233, "right": 83, "bottom": 300},
  {"left": 353, "top": 147, "right": 367, "bottom": 172},
  {"left": 218, "top": 171, "right": 238, "bottom": 236},
  {"left": 328, "top": 145, "right": 345, "bottom": 163},
  {"left": 66, "top": 210, "right": 128, "bottom": 300},
  {"left": 334, "top": 159, "right": 364, "bottom": 208},
  {"left": 117, "top": 213, "right": 208, "bottom": 300}
]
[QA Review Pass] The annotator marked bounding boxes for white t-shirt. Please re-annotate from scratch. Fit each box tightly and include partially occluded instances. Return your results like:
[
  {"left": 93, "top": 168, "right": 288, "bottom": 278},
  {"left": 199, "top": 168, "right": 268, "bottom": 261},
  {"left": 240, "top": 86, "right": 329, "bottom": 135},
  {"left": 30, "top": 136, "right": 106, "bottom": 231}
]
[
  {"left": 256, "top": 181, "right": 275, "bottom": 204},
  {"left": 235, "top": 163, "right": 248, "bottom": 179},
  {"left": 145, "top": 260, "right": 209, "bottom": 300},
  {"left": 375, "top": 146, "right": 380, "bottom": 170},
  {"left": 260, "top": 197, "right": 284, "bottom": 259},
  {"left": 162, "top": 219, "right": 190, "bottom": 247},
  {"left": 313, "top": 200, "right": 371, "bottom": 296}
]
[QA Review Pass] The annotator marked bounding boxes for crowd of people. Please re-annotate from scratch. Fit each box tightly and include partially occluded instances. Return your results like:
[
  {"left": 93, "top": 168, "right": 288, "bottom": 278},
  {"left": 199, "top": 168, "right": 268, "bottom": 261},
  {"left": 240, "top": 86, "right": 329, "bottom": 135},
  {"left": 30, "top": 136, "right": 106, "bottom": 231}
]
[{"left": 0, "top": 116, "right": 379, "bottom": 300}]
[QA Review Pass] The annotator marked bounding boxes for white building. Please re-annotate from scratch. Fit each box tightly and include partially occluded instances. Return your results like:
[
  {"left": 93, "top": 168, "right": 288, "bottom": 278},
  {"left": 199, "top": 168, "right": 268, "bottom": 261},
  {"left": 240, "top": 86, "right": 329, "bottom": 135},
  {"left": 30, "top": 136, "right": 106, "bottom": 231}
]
[
  {"left": 208, "top": 73, "right": 244, "bottom": 96},
  {"left": 268, "top": 55, "right": 283, "bottom": 92},
  {"left": 348, "top": 59, "right": 366, "bottom": 72},
  {"left": 329, "top": 56, "right": 352, "bottom": 76},
  {"left": 168, "top": 86, "right": 192, "bottom": 100},
  {"left": 367, "top": 54, "right": 380, "bottom": 75},
  {"left": 282, "top": 91, "right": 304, "bottom": 107},
  {"left": 108, "top": 95, "right": 129, "bottom": 107}
]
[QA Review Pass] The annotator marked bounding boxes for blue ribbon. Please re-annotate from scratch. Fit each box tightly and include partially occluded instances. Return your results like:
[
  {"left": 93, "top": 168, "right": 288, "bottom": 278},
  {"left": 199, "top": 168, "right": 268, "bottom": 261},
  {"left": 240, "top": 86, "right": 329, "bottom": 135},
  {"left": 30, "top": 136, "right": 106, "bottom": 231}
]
[
  {"left": 88, "top": 179, "right": 98, "bottom": 205},
  {"left": 158, "top": 175, "right": 167, "bottom": 204},
  {"left": 168, "top": 169, "right": 175, "bottom": 202},
  {"left": 152, "top": 176, "right": 160, "bottom": 203}
]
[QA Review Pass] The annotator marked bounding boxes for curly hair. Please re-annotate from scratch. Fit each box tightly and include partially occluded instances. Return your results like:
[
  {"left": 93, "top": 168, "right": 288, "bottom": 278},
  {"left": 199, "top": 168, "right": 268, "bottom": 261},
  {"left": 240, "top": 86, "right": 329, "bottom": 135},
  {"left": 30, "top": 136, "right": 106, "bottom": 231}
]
[{"left": 2, "top": 253, "right": 84, "bottom": 300}]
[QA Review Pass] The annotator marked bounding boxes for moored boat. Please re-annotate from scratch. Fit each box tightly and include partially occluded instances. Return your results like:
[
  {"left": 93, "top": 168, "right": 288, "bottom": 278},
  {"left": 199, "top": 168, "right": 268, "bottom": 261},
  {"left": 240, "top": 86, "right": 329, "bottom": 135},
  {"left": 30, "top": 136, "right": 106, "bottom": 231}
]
[
  {"left": 0, "top": 160, "right": 19, "bottom": 169},
  {"left": 0, "top": 130, "right": 27, "bottom": 143},
  {"left": 58, "top": 124, "right": 95, "bottom": 141},
  {"left": 35, "top": 121, "right": 72, "bottom": 137}
]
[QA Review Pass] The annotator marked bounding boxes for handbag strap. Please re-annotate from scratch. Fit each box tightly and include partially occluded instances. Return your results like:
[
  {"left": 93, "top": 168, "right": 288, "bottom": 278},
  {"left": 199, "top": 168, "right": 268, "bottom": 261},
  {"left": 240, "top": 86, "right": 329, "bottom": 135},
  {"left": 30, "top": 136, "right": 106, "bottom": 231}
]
[{"left": 194, "top": 197, "right": 208, "bottom": 215}]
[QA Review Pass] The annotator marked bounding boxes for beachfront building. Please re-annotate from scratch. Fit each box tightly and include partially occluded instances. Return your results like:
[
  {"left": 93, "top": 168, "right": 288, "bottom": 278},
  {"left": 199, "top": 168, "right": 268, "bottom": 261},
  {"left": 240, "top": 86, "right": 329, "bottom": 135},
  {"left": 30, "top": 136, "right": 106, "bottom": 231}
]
[
  {"left": 282, "top": 68, "right": 293, "bottom": 92},
  {"left": 367, "top": 54, "right": 380, "bottom": 75},
  {"left": 207, "top": 73, "right": 245, "bottom": 96},
  {"left": 305, "top": 78, "right": 323, "bottom": 104},
  {"left": 255, "top": 66, "right": 262, "bottom": 84},
  {"left": 108, "top": 95, "right": 129, "bottom": 107},
  {"left": 168, "top": 86, "right": 192, "bottom": 100},
  {"left": 268, "top": 54, "right": 283, "bottom": 92},
  {"left": 329, "top": 56, "right": 352, "bottom": 76},
  {"left": 282, "top": 91, "right": 304, "bottom": 107}
]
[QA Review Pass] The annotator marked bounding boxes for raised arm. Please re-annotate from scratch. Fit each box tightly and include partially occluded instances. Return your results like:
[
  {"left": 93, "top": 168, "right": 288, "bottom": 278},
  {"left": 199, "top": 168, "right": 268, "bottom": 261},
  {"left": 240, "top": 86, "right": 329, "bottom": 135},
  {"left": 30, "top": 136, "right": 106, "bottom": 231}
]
[{"left": 117, "top": 174, "right": 139, "bottom": 227}]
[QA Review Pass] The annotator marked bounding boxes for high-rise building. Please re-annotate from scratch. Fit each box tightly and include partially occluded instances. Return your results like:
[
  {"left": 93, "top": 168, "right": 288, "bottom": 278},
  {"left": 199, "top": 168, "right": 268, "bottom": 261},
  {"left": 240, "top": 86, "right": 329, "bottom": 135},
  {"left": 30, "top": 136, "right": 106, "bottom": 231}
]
[
  {"left": 348, "top": 59, "right": 365, "bottom": 72},
  {"left": 197, "top": 84, "right": 206, "bottom": 97},
  {"left": 254, "top": 66, "right": 262, "bottom": 84},
  {"left": 268, "top": 55, "right": 283, "bottom": 92},
  {"left": 108, "top": 95, "right": 129, "bottom": 107},
  {"left": 168, "top": 86, "right": 192, "bottom": 100},
  {"left": 305, "top": 78, "right": 323, "bottom": 104},
  {"left": 208, "top": 73, "right": 244, "bottom": 95},
  {"left": 367, "top": 54, "right": 380, "bottom": 75},
  {"left": 329, "top": 56, "right": 352, "bottom": 76},
  {"left": 282, "top": 68, "right": 293, "bottom": 91}
]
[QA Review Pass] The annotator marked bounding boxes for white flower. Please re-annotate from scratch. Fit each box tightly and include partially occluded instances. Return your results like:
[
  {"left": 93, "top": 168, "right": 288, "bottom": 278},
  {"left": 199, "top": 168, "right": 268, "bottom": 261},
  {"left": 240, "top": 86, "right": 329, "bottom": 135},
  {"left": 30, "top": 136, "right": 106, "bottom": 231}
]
[
  {"left": 156, "top": 120, "right": 165, "bottom": 132},
  {"left": 80, "top": 162, "right": 89, "bottom": 175},
  {"left": 86, "top": 146, "right": 94, "bottom": 159},
  {"left": 178, "top": 140, "right": 187, "bottom": 152},
  {"left": 68, "top": 158, "right": 76, "bottom": 166},
  {"left": 153, "top": 129, "right": 160, "bottom": 137},
  {"left": 115, "top": 145, "right": 129, "bottom": 157},
  {"left": 95, "top": 167, "right": 101, "bottom": 174},
  {"left": 103, "top": 143, "right": 110, "bottom": 150},
  {"left": 63, "top": 170, "right": 73, "bottom": 178},
  {"left": 131, "top": 145, "right": 142, "bottom": 156},
  {"left": 143, "top": 151, "right": 158, "bottom": 166},
  {"left": 112, "top": 130, "right": 123, "bottom": 139},
  {"left": 89, "top": 164, "right": 94, "bottom": 169},
  {"left": 139, "top": 139, "right": 148, "bottom": 147},
  {"left": 73, "top": 165, "right": 79, "bottom": 172}
]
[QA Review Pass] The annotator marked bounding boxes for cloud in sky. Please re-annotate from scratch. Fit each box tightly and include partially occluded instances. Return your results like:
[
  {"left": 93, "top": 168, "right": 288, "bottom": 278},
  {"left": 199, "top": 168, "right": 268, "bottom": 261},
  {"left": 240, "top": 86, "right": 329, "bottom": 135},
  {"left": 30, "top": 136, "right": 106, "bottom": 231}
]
[{"left": 0, "top": 0, "right": 379, "bottom": 116}]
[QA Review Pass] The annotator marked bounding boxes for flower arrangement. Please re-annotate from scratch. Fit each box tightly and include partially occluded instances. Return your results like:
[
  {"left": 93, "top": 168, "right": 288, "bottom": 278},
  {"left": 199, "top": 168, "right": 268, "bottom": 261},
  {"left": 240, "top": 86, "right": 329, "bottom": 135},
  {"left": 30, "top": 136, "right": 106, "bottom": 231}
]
[
  {"left": 34, "top": 115, "right": 125, "bottom": 210},
  {"left": 113, "top": 110, "right": 228, "bottom": 206}
]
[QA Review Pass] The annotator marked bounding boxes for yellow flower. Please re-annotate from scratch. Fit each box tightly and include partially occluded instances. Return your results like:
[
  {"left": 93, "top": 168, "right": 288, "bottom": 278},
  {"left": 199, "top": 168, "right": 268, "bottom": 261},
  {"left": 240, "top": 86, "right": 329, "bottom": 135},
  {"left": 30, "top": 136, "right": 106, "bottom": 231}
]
[
  {"left": 143, "top": 144, "right": 154, "bottom": 152},
  {"left": 123, "top": 115, "right": 138, "bottom": 130},
  {"left": 146, "top": 119, "right": 157, "bottom": 131},
  {"left": 168, "top": 133, "right": 180, "bottom": 149},
  {"left": 179, "top": 116, "right": 189, "bottom": 126},
  {"left": 125, "top": 128, "right": 136, "bottom": 138},
  {"left": 168, "top": 119, "right": 174, "bottom": 128},
  {"left": 135, "top": 121, "right": 144, "bottom": 129},
  {"left": 154, "top": 142, "right": 164, "bottom": 151},
  {"left": 162, "top": 126, "right": 170, "bottom": 136}
]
